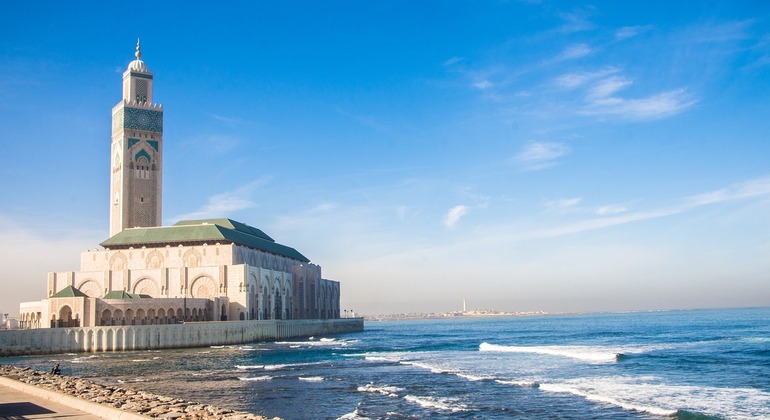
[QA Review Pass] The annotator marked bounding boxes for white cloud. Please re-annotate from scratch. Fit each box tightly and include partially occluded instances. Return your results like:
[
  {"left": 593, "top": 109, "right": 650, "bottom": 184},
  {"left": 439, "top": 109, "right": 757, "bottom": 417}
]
[
  {"left": 514, "top": 142, "right": 571, "bottom": 170},
  {"left": 580, "top": 87, "right": 697, "bottom": 120},
  {"left": 554, "top": 67, "right": 620, "bottom": 89},
  {"left": 615, "top": 25, "right": 653, "bottom": 40},
  {"left": 473, "top": 79, "right": 493, "bottom": 90},
  {"left": 557, "top": 10, "right": 596, "bottom": 33},
  {"left": 555, "top": 68, "right": 696, "bottom": 120},
  {"left": 587, "top": 75, "right": 633, "bottom": 99},
  {"left": 170, "top": 178, "right": 269, "bottom": 222},
  {"left": 443, "top": 56, "right": 464, "bottom": 66},
  {"left": 683, "top": 176, "right": 770, "bottom": 207},
  {"left": 209, "top": 113, "right": 244, "bottom": 125},
  {"left": 596, "top": 204, "right": 629, "bottom": 215},
  {"left": 443, "top": 205, "right": 469, "bottom": 228},
  {"left": 545, "top": 197, "right": 582, "bottom": 212},
  {"left": 557, "top": 43, "right": 594, "bottom": 60}
]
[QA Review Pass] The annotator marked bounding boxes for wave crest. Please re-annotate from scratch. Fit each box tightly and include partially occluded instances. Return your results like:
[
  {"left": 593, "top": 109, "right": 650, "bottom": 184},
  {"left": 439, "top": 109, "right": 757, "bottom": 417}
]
[{"left": 479, "top": 342, "right": 622, "bottom": 363}]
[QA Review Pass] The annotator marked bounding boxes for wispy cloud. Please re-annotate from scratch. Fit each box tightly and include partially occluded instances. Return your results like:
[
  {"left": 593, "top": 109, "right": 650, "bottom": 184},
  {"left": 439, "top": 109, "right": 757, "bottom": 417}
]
[
  {"left": 443, "top": 56, "right": 464, "bottom": 66},
  {"left": 545, "top": 197, "right": 582, "bottom": 213},
  {"left": 580, "top": 88, "right": 697, "bottom": 120},
  {"left": 191, "top": 133, "right": 241, "bottom": 154},
  {"left": 170, "top": 178, "right": 270, "bottom": 222},
  {"left": 557, "top": 9, "right": 596, "bottom": 33},
  {"left": 556, "top": 43, "right": 595, "bottom": 61},
  {"left": 473, "top": 79, "right": 493, "bottom": 90},
  {"left": 554, "top": 67, "right": 620, "bottom": 89},
  {"left": 615, "top": 25, "right": 653, "bottom": 40},
  {"left": 682, "top": 176, "right": 770, "bottom": 207},
  {"left": 517, "top": 176, "right": 770, "bottom": 241},
  {"left": 586, "top": 75, "right": 633, "bottom": 99},
  {"left": 443, "top": 205, "right": 469, "bottom": 228},
  {"left": 209, "top": 113, "right": 246, "bottom": 125},
  {"left": 595, "top": 204, "right": 629, "bottom": 216},
  {"left": 557, "top": 69, "right": 697, "bottom": 120},
  {"left": 514, "top": 142, "right": 571, "bottom": 170}
]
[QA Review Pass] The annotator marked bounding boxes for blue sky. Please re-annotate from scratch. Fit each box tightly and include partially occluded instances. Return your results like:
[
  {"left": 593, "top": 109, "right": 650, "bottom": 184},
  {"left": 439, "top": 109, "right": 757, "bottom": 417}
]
[{"left": 1, "top": 1, "right": 769, "bottom": 315}]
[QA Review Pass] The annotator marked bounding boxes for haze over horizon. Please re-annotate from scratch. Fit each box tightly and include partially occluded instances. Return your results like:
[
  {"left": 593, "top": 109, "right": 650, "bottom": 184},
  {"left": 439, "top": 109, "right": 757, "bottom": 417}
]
[{"left": 1, "top": 1, "right": 769, "bottom": 316}]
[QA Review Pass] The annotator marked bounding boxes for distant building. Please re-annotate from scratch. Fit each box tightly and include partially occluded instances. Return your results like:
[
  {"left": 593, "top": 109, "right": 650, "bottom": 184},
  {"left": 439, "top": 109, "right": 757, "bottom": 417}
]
[{"left": 19, "top": 41, "right": 341, "bottom": 329}]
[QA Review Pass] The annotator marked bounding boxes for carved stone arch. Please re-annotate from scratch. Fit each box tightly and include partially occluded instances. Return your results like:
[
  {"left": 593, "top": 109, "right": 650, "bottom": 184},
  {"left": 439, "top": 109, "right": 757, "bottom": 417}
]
[
  {"left": 182, "top": 248, "right": 202, "bottom": 268},
  {"left": 145, "top": 250, "right": 164, "bottom": 269},
  {"left": 133, "top": 277, "right": 158, "bottom": 296},
  {"left": 190, "top": 276, "right": 217, "bottom": 299},
  {"left": 109, "top": 252, "right": 128, "bottom": 270},
  {"left": 77, "top": 279, "right": 102, "bottom": 297}
]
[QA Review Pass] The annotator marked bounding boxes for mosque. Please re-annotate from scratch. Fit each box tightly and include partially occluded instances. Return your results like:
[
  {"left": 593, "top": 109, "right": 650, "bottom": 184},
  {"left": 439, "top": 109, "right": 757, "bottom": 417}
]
[{"left": 18, "top": 42, "right": 341, "bottom": 329}]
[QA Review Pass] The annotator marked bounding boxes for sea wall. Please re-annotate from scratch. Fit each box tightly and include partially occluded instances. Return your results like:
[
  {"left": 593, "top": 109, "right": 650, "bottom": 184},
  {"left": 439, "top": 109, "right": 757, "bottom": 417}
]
[{"left": 0, "top": 318, "right": 363, "bottom": 357}]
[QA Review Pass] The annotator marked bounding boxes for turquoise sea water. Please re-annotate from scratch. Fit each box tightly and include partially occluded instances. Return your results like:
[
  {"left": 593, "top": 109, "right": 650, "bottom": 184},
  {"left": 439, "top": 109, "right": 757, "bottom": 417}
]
[{"left": 4, "top": 307, "right": 770, "bottom": 419}]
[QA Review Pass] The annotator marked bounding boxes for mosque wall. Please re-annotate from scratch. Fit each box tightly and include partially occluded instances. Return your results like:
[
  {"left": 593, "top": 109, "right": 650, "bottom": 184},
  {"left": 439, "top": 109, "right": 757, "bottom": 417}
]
[{"left": 0, "top": 318, "right": 364, "bottom": 357}]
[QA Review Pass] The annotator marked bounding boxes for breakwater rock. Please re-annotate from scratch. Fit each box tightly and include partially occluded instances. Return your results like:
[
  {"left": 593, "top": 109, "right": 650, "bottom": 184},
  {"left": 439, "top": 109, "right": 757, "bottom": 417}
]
[{"left": 0, "top": 365, "right": 279, "bottom": 419}]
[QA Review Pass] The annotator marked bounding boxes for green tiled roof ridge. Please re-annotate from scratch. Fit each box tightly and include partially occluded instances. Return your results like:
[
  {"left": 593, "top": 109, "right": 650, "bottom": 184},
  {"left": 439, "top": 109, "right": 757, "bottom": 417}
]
[
  {"left": 51, "top": 285, "right": 87, "bottom": 298},
  {"left": 101, "top": 218, "right": 309, "bottom": 263},
  {"left": 173, "top": 218, "right": 274, "bottom": 242}
]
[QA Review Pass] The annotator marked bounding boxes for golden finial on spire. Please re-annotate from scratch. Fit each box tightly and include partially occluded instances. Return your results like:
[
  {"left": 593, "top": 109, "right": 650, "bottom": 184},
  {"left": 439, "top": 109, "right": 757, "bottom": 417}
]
[{"left": 135, "top": 38, "right": 142, "bottom": 60}]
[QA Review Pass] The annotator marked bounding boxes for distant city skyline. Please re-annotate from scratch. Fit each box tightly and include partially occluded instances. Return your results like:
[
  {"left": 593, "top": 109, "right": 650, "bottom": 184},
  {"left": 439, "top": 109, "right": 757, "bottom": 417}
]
[{"left": 1, "top": 1, "right": 769, "bottom": 315}]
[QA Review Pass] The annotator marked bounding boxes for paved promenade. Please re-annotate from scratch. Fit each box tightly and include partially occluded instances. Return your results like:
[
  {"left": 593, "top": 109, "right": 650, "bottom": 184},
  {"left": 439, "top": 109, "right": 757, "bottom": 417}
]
[{"left": 0, "top": 381, "right": 102, "bottom": 419}]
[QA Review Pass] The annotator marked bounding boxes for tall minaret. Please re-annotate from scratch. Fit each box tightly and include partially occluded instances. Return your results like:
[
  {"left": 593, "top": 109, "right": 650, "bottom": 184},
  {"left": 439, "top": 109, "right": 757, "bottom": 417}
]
[{"left": 109, "top": 39, "right": 164, "bottom": 237}]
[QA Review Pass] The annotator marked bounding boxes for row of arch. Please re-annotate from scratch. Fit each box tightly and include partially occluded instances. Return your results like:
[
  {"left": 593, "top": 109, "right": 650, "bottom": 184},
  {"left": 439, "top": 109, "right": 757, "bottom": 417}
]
[
  {"left": 19, "top": 311, "right": 43, "bottom": 329},
  {"left": 98, "top": 306, "right": 209, "bottom": 326},
  {"left": 246, "top": 274, "right": 293, "bottom": 320}
]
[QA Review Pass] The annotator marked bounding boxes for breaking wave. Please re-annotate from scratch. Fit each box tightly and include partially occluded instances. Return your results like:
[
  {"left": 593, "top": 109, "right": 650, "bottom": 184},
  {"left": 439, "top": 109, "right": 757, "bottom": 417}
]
[{"left": 479, "top": 342, "right": 624, "bottom": 363}]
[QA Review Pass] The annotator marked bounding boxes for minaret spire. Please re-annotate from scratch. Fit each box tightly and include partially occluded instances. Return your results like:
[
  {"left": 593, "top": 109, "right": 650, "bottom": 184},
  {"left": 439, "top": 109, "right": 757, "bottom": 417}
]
[{"left": 135, "top": 38, "right": 142, "bottom": 59}]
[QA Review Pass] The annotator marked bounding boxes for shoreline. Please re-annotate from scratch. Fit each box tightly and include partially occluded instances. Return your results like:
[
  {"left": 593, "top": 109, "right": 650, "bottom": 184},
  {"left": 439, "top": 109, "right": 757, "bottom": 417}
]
[{"left": 0, "top": 365, "right": 278, "bottom": 419}]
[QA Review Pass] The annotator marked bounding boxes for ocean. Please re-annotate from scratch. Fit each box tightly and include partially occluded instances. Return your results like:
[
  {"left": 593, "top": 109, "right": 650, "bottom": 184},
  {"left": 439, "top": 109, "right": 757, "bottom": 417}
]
[{"left": 3, "top": 307, "right": 769, "bottom": 419}]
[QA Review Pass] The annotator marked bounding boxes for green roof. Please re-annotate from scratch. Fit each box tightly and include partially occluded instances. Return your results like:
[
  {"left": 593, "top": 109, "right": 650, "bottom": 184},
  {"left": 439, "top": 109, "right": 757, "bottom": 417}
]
[
  {"left": 100, "top": 218, "right": 309, "bottom": 262},
  {"left": 103, "top": 290, "right": 150, "bottom": 299},
  {"left": 51, "top": 285, "right": 87, "bottom": 298}
]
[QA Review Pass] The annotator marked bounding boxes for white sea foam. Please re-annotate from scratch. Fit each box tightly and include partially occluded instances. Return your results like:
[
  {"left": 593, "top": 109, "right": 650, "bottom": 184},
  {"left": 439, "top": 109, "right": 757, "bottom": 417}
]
[
  {"left": 264, "top": 362, "right": 323, "bottom": 371},
  {"left": 299, "top": 376, "right": 324, "bottom": 382},
  {"left": 399, "top": 360, "right": 449, "bottom": 374},
  {"left": 336, "top": 407, "right": 371, "bottom": 420},
  {"left": 403, "top": 395, "right": 469, "bottom": 412},
  {"left": 539, "top": 382, "right": 676, "bottom": 417},
  {"left": 496, "top": 379, "right": 540, "bottom": 388},
  {"left": 71, "top": 355, "right": 100, "bottom": 364},
  {"left": 130, "top": 359, "right": 153, "bottom": 362},
  {"left": 235, "top": 365, "right": 264, "bottom": 370},
  {"left": 277, "top": 339, "right": 347, "bottom": 347},
  {"left": 238, "top": 375, "right": 272, "bottom": 381},
  {"left": 363, "top": 356, "right": 393, "bottom": 362},
  {"left": 357, "top": 383, "right": 403, "bottom": 398},
  {"left": 538, "top": 376, "right": 770, "bottom": 419},
  {"left": 456, "top": 372, "right": 492, "bottom": 382},
  {"left": 479, "top": 342, "right": 622, "bottom": 363}
]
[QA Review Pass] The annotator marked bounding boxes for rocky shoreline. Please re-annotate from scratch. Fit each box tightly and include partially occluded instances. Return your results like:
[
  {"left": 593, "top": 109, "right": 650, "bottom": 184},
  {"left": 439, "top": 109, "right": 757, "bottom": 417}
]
[{"left": 0, "top": 365, "right": 278, "bottom": 419}]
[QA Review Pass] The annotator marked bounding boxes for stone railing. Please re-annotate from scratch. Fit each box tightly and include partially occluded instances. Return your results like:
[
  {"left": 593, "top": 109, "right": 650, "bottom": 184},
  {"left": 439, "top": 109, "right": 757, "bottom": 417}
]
[{"left": 0, "top": 318, "right": 363, "bottom": 356}]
